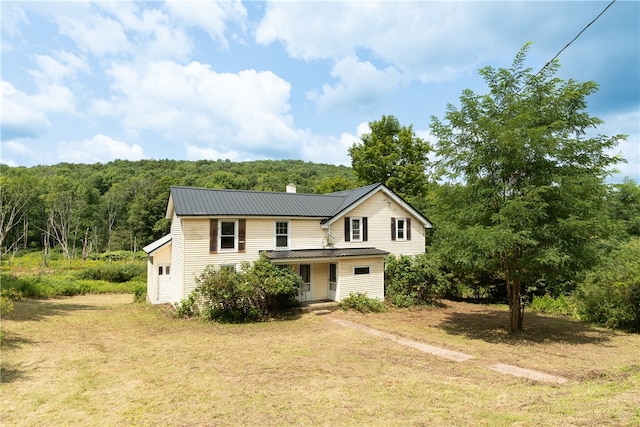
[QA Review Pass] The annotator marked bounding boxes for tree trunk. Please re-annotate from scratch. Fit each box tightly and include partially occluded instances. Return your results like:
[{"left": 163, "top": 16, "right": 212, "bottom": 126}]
[{"left": 507, "top": 277, "right": 523, "bottom": 334}]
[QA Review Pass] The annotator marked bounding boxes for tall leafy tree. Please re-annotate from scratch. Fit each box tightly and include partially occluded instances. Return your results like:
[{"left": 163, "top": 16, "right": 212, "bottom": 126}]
[
  {"left": 349, "top": 115, "right": 431, "bottom": 204},
  {"left": 430, "top": 44, "right": 625, "bottom": 333}
]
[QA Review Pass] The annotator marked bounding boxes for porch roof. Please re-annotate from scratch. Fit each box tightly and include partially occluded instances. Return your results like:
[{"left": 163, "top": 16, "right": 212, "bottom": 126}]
[{"left": 263, "top": 247, "right": 389, "bottom": 261}]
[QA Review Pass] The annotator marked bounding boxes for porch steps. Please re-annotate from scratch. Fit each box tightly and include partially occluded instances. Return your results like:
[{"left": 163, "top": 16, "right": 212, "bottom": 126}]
[{"left": 298, "top": 300, "right": 340, "bottom": 314}]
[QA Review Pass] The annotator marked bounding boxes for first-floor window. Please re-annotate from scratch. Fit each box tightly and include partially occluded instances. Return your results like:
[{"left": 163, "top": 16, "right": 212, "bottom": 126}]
[
  {"left": 220, "top": 220, "right": 236, "bottom": 250},
  {"left": 354, "top": 266, "right": 370, "bottom": 275}
]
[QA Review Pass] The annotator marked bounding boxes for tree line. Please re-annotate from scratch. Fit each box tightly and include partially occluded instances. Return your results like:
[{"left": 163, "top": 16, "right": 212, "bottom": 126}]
[{"left": 0, "top": 159, "right": 356, "bottom": 263}]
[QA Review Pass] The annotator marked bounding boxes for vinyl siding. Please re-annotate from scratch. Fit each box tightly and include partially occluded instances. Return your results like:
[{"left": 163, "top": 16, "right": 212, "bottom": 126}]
[
  {"left": 170, "top": 213, "right": 185, "bottom": 302},
  {"left": 337, "top": 257, "right": 385, "bottom": 301},
  {"left": 331, "top": 190, "right": 425, "bottom": 256},
  {"left": 148, "top": 244, "right": 171, "bottom": 303}
]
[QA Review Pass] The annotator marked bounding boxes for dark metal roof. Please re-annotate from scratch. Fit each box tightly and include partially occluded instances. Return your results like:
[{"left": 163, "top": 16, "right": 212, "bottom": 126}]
[
  {"left": 264, "top": 247, "right": 389, "bottom": 260},
  {"left": 170, "top": 183, "right": 387, "bottom": 218},
  {"left": 170, "top": 186, "right": 346, "bottom": 217}
]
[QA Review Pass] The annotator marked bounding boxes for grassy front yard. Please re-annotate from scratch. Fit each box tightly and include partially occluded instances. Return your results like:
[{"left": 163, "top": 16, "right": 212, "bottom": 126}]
[{"left": 1, "top": 295, "right": 639, "bottom": 426}]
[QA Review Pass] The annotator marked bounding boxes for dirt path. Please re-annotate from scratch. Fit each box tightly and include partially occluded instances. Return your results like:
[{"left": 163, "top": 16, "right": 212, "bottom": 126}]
[{"left": 326, "top": 315, "right": 569, "bottom": 384}]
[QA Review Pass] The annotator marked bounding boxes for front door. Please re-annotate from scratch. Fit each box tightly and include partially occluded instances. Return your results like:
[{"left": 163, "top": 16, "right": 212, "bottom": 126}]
[
  {"left": 328, "top": 263, "right": 337, "bottom": 300},
  {"left": 157, "top": 264, "right": 171, "bottom": 302},
  {"left": 299, "top": 264, "right": 312, "bottom": 302}
]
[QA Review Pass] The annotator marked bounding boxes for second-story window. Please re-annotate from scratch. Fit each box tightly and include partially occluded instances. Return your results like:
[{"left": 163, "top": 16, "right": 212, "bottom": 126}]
[
  {"left": 275, "top": 221, "right": 289, "bottom": 248},
  {"left": 220, "top": 220, "right": 237, "bottom": 250},
  {"left": 344, "top": 216, "right": 368, "bottom": 242},
  {"left": 351, "top": 217, "right": 362, "bottom": 242}
]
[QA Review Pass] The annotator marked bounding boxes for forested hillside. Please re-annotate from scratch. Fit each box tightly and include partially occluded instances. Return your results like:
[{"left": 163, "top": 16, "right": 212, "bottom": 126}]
[{"left": 0, "top": 159, "right": 357, "bottom": 258}]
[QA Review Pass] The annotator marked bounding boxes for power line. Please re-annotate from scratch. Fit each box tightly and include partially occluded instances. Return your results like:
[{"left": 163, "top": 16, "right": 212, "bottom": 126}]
[{"left": 515, "top": 0, "right": 617, "bottom": 95}]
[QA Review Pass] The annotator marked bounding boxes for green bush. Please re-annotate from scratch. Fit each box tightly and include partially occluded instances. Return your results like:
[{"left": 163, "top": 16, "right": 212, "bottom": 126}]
[
  {"left": 1, "top": 272, "right": 141, "bottom": 298},
  {"left": 180, "top": 254, "right": 302, "bottom": 323},
  {"left": 385, "top": 254, "right": 446, "bottom": 306},
  {"left": 133, "top": 283, "right": 147, "bottom": 303},
  {"left": 529, "top": 294, "right": 575, "bottom": 316},
  {"left": 78, "top": 263, "right": 146, "bottom": 283},
  {"left": 574, "top": 238, "right": 640, "bottom": 332},
  {"left": 1, "top": 288, "right": 23, "bottom": 316},
  {"left": 339, "top": 292, "right": 387, "bottom": 313}
]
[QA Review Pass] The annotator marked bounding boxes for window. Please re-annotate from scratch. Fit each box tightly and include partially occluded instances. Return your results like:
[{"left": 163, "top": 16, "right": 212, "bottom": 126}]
[
  {"left": 345, "top": 217, "right": 368, "bottom": 242},
  {"left": 354, "top": 266, "right": 370, "bottom": 275},
  {"left": 220, "top": 220, "right": 236, "bottom": 250},
  {"left": 158, "top": 266, "right": 163, "bottom": 275},
  {"left": 351, "top": 218, "right": 361, "bottom": 241},
  {"left": 165, "top": 266, "right": 170, "bottom": 275},
  {"left": 391, "top": 217, "right": 411, "bottom": 241},
  {"left": 210, "top": 219, "right": 245, "bottom": 253},
  {"left": 275, "top": 221, "right": 289, "bottom": 248}
]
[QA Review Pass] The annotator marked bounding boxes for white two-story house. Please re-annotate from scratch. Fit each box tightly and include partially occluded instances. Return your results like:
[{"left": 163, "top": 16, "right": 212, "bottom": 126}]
[{"left": 143, "top": 182, "right": 432, "bottom": 305}]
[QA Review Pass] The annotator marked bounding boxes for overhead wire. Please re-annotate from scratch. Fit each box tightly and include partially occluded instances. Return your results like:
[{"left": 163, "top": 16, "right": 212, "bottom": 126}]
[{"left": 514, "top": 0, "right": 618, "bottom": 96}]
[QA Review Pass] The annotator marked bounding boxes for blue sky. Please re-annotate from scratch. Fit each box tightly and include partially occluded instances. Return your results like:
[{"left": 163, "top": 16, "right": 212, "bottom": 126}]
[{"left": 1, "top": 1, "right": 638, "bottom": 183}]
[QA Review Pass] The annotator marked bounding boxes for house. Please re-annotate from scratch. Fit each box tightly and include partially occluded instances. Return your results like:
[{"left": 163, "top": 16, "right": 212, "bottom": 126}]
[{"left": 143, "top": 182, "right": 432, "bottom": 305}]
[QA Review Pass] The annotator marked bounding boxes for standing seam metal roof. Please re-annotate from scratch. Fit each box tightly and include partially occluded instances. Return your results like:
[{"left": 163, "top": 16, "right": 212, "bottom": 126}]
[{"left": 169, "top": 186, "right": 361, "bottom": 217}]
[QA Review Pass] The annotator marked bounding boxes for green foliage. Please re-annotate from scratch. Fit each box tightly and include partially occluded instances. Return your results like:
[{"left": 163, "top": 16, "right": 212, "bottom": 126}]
[
  {"left": 574, "top": 238, "right": 640, "bottom": 332},
  {"left": 429, "top": 43, "right": 625, "bottom": 333},
  {"left": 1, "top": 159, "right": 356, "bottom": 256},
  {"left": 348, "top": 115, "right": 431, "bottom": 204},
  {"left": 385, "top": 254, "right": 445, "bottom": 307},
  {"left": 339, "top": 292, "right": 387, "bottom": 313},
  {"left": 178, "top": 254, "right": 302, "bottom": 323},
  {"left": 133, "top": 283, "right": 147, "bottom": 303},
  {"left": 78, "top": 263, "right": 146, "bottom": 283},
  {"left": 0, "top": 288, "right": 23, "bottom": 316},
  {"left": 529, "top": 294, "right": 575, "bottom": 316},
  {"left": 1, "top": 272, "right": 142, "bottom": 298}
]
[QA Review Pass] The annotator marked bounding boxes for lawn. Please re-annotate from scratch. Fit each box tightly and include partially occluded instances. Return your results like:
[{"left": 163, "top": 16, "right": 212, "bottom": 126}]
[{"left": 1, "top": 295, "right": 639, "bottom": 426}]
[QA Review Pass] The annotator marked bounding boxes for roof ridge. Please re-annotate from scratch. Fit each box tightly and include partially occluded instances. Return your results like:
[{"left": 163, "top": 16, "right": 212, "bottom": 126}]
[{"left": 171, "top": 185, "right": 344, "bottom": 197}]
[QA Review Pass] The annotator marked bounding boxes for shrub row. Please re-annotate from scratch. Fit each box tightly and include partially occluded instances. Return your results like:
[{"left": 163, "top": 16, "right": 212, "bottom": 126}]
[
  {"left": 339, "top": 293, "right": 387, "bottom": 313},
  {"left": 385, "top": 254, "right": 446, "bottom": 307},
  {"left": 1, "top": 273, "right": 143, "bottom": 298},
  {"left": 78, "top": 263, "right": 146, "bottom": 283}
]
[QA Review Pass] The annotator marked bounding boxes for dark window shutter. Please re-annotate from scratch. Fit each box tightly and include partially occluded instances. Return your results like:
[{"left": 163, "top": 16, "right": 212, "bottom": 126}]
[
  {"left": 406, "top": 218, "right": 411, "bottom": 241},
  {"left": 238, "top": 219, "right": 246, "bottom": 253},
  {"left": 391, "top": 218, "right": 396, "bottom": 241},
  {"left": 210, "top": 219, "right": 218, "bottom": 253},
  {"left": 344, "top": 217, "right": 350, "bottom": 242},
  {"left": 362, "top": 217, "right": 368, "bottom": 242}
]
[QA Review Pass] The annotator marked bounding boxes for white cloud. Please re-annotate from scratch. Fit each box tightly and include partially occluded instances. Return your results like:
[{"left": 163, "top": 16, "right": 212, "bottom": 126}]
[
  {"left": 306, "top": 55, "right": 404, "bottom": 112},
  {"left": 1, "top": 4, "right": 29, "bottom": 43},
  {"left": 163, "top": 0, "right": 248, "bottom": 48},
  {"left": 599, "top": 110, "right": 640, "bottom": 183},
  {"left": 57, "top": 134, "right": 145, "bottom": 164},
  {"left": 93, "top": 60, "right": 301, "bottom": 158},
  {"left": 185, "top": 144, "right": 241, "bottom": 162},
  {"left": 29, "top": 50, "right": 89, "bottom": 83},
  {"left": 1, "top": 81, "right": 53, "bottom": 139},
  {"left": 56, "top": 10, "right": 132, "bottom": 57}
]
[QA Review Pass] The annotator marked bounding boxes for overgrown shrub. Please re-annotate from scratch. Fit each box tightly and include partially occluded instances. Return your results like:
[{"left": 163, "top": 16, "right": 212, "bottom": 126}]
[
  {"left": 1, "top": 288, "right": 23, "bottom": 316},
  {"left": 78, "top": 263, "right": 146, "bottom": 283},
  {"left": 133, "top": 284, "right": 147, "bottom": 303},
  {"left": 385, "top": 254, "right": 446, "bottom": 306},
  {"left": 339, "top": 292, "right": 387, "bottom": 313},
  {"left": 176, "top": 254, "right": 302, "bottom": 323},
  {"left": 1, "top": 272, "right": 141, "bottom": 298},
  {"left": 529, "top": 294, "right": 575, "bottom": 316},
  {"left": 574, "top": 238, "right": 640, "bottom": 332}
]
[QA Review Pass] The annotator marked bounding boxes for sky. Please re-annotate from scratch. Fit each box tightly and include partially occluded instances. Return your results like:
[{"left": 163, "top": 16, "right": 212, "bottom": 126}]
[{"left": 1, "top": 1, "right": 638, "bottom": 183}]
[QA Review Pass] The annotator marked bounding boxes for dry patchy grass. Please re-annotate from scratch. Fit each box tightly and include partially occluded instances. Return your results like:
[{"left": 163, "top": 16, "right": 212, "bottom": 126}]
[{"left": 1, "top": 295, "right": 639, "bottom": 426}]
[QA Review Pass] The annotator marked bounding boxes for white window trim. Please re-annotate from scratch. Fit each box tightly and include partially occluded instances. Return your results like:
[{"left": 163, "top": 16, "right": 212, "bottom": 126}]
[
  {"left": 274, "top": 220, "right": 290, "bottom": 250},
  {"left": 350, "top": 217, "right": 363, "bottom": 242},
  {"left": 353, "top": 265, "right": 371, "bottom": 275},
  {"left": 218, "top": 219, "right": 238, "bottom": 252},
  {"left": 395, "top": 218, "right": 407, "bottom": 241}
]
